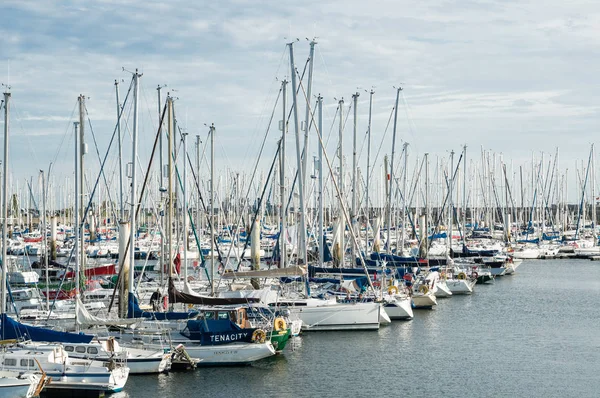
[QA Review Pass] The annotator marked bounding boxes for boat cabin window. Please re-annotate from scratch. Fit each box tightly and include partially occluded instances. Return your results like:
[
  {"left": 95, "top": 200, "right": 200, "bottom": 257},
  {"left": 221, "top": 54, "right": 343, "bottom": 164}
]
[
  {"left": 87, "top": 347, "right": 98, "bottom": 355},
  {"left": 204, "top": 311, "right": 215, "bottom": 320},
  {"left": 3, "top": 358, "right": 16, "bottom": 366},
  {"left": 20, "top": 359, "right": 34, "bottom": 367},
  {"left": 64, "top": 346, "right": 74, "bottom": 352},
  {"left": 217, "top": 311, "right": 230, "bottom": 320},
  {"left": 75, "top": 346, "right": 86, "bottom": 353}
]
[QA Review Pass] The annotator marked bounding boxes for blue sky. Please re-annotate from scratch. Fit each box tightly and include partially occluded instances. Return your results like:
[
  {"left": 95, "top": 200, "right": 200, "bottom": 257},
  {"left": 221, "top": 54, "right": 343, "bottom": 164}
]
[{"left": 1, "top": 0, "right": 599, "bottom": 206}]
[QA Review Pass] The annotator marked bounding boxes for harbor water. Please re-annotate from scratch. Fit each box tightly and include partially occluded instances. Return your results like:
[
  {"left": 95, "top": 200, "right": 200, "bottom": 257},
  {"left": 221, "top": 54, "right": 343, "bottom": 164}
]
[{"left": 114, "top": 259, "right": 600, "bottom": 397}]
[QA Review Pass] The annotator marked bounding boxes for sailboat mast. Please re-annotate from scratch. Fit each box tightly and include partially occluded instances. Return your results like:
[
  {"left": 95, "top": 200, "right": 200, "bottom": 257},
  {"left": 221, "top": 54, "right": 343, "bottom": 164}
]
[
  {"left": 1, "top": 90, "right": 10, "bottom": 314},
  {"left": 128, "top": 70, "right": 141, "bottom": 295},
  {"left": 157, "top": 85, "right": 165, "bottom": 191},
  {"left": 387, "top": 87, "right": 401, "bottom": 254},
  {"left": 592, "top": 144, "right": 596, "bottom": 245},
  {"left": 41, "top": 170, "right": 49, "bottom": 310},
  {"left": 463, "top": 145, "right": 467, "bottom": 246},
  {"left": 183, "top": 131, "right": 188, "bottom": 280},
  {"left": 448, "top": 150, "right": 455, "bottom": 257},
  {"left": 401, "top": 142, "right": 408, "bottom": 255},
  {"left": 317, "top": 94, "right": 324, "bottom": 266},
  {"left": 279, "top": 80, "right": 287, "bottom": 269},
  {"left": 302, "top": 40, "right": 316, "bottom": 186},
  {"left": 351, "top": 92, "right": 359, "bottom": 263},
  {"left": 167, "top": 97, "right": 174, "bottom": 278},
  {"left": 74, "top": 121, "right": 80, "bottom": 302},
  {"left": 78, "top": 95, "right": 86, "bottom": 287},
  {"left": 365, "top": 89, "right": 374, "bottom": 255},
  {"left": 210, "top": 124, "right": 215, "bottom": 295},
  {"left": 424, "top": 153, "right": 429, "bottom": 260},
  {"left": 196, "top": 135, "right": 201, "bottom": 241},
  {"left": 115, "top": 80, "right": 124, "bottom": 221},
  {"left": 337, "top": 98, "right": 345, "bottom": 266},
  {"left": 288, "top": 42, "right": 307, "bottom": 266},
  {"left": 158, "top": 86, "right": 165, "bottom": 287}
]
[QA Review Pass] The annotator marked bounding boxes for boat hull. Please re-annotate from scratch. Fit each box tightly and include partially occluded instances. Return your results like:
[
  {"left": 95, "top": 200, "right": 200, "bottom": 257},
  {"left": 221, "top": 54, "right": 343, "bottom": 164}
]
[
  {"left": 184, "top": 342, "right": 276, "bottom": 365},
  {"left": 445, "top": 279, "right": 476, "bottom": 294},
  {"left": 0, "top": 383, "right": 32, "bottom": 398},
  {"left": 412, "top": 293, "right": 437, "bottom": 309},
  {"left": 44, "top": 366, "right": 129, "bottom": 393},
  {"left": 476, "top": 274, "right": 494, "bottom": 284},
  {"left": 434, "top": 281, "right": 453, "bottom": 298},
  {"left": 291, "top": 302, "right": 381, "bottom": 331},
  {"left": 0, "top": 374, "right": 37, "bottom": 398},
  {"left": 269, "top": 329, "right": 292, "bottom": 352},
  {"left": 119, "top": 355, "right": 170, "bottom": 374},
  {"left": 383, "top": 298, "right": 413, "bottom": 320}
]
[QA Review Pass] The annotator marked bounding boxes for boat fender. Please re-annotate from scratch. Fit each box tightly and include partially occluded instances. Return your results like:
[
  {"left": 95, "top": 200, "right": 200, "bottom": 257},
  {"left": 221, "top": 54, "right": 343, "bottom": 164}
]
[
  {"left": 387, "top": 286, "right": 399, "bottom": 295},
  {"left": 252, "top": 329, "right": 267, "bottom": 344},
  {"left": 273, "top": 317, "right": 287, "bottom": 331}
]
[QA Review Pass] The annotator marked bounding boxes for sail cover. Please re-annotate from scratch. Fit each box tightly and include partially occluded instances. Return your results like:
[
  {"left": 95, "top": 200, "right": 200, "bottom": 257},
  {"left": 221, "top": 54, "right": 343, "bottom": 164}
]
[
  {"left": 75, "top": 297, "right": 140, "bottom": 327},
  {"left": 1, "top": 313, "right": 93, "bottom": 343},
  {"left": 127, "top": 292, "right": 198, "bottom": 320},
  {"left": 168, "top": 278, "right": 260, "bottom": 305}
]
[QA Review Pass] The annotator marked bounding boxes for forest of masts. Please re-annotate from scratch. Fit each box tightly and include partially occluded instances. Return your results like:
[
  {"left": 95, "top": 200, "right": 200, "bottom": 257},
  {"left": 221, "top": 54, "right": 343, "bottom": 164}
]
[{"left": 2, "top": 43, "right": 598, "bottom": 251}]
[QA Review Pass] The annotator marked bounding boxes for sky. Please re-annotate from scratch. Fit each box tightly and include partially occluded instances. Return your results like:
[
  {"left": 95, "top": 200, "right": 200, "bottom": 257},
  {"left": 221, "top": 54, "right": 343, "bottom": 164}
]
[{"left": 1, "top": 0, "right": 600, "bottom": 207}]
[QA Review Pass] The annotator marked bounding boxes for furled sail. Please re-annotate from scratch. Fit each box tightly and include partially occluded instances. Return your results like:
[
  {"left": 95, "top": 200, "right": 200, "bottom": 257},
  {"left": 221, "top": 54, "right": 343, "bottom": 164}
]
[
  {"left": 168, "top": 278, "right": 260, "bottom": 305},
  {"left": 127, "top": 292, "right": 198, "bottom": 320},
  {"left": 75, "top": 297, "right": 140, "bottom": 327},
  {"left": 0, "top": 313, "right": 93, "bottom": 343}
]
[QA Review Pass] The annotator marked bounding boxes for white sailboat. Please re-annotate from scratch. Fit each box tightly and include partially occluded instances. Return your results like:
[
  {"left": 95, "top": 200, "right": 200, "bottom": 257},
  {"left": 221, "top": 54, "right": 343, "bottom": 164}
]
[
  {"left": 444, "top": 269, "right": 476, "bottom": 294},
  {"left": 3, "top": 343, "right": 129, "bottom": 394},
  {"left": 61, "top": 338, "right": 170, "bottom": 375},
  {"left": 381, "top": 293, "right": 413, "bottom": 320},
  {"left": 0, "top": 370, "right": 42, "bottom": 398},
  {"left": 278, "top": 297, "right": 382, "bottom": 331}
]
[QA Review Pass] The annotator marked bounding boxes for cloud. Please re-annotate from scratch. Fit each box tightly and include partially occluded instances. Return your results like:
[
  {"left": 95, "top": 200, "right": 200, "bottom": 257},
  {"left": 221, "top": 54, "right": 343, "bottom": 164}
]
[{"left": 0, "top": 0, "right": 599, "bottom": 203}]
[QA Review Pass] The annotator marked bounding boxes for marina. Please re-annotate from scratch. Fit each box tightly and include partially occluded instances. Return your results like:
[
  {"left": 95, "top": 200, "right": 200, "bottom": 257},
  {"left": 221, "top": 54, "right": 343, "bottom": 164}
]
[
  {"left": 2, "top": 1, "right": 600, "bottom": 397},
  {"left": 112, "top": 258, "right": 600, "bottom": 398}
]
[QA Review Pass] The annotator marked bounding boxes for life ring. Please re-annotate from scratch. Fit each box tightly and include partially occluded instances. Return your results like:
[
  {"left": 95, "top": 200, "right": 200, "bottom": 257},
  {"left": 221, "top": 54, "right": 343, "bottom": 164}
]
[
  {"left": 387, "top": 286, "right": 399, "bottom": 295},
  {"left": 373, "top": 281, "right": 381, "bottom": 288},
  {"left": 252, "top": 329, "right": 267, "bottom": 344},
  {"left": 457, "top": 272, "right": 466, "bottom": 280},
  {"left": 273, "top": 317, "right": 287, "bottom": 331},
  {"left": 472, "top": 271, "right": 479, "bottom": 279},
  {"left": 418, "top": 285, "right": 429, "bottom": 294}
]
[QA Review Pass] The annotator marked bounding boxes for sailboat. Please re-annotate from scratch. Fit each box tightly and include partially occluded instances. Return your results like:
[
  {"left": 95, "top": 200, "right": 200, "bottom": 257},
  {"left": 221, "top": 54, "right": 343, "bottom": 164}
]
[
  {"left": 0, "top": 369, "right": 44, "bottom": 398},
  {"left": 1, "top": 341, "right": 129, "bottom": 394}
]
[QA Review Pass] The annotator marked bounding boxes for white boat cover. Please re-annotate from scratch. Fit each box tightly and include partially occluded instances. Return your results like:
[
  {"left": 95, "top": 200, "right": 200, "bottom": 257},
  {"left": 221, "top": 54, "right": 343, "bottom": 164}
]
[{"left": 75, "top": 298, "right": 140, "bottom": 327}]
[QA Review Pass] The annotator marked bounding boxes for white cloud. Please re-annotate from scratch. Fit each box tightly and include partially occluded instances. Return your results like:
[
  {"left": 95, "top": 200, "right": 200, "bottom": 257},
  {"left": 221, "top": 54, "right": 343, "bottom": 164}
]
[{"left": 0, "top": 0, "right": 599, "bottom": 202}]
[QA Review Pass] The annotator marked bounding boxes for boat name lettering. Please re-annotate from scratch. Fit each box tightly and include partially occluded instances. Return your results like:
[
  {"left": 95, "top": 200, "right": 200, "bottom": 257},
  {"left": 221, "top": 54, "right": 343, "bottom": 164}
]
[{"left": 210, "top": 332, "right": 249, "bottom": 343}]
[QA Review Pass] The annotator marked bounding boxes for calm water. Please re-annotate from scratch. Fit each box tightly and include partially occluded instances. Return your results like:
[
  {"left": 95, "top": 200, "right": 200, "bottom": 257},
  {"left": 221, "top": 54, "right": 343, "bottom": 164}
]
[{"left": 113, "top": 259, "right": 600, "bottom": 397}]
